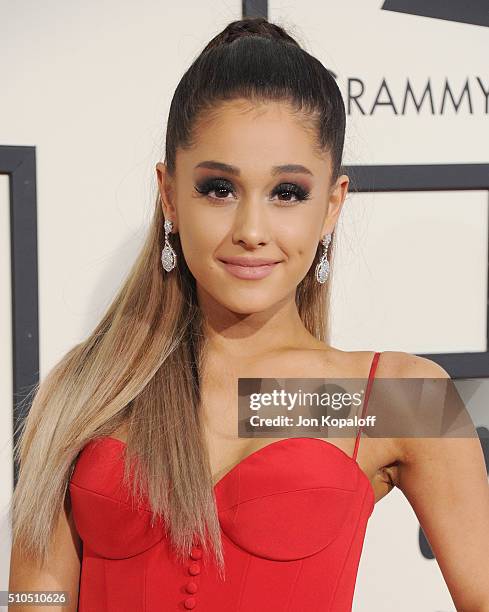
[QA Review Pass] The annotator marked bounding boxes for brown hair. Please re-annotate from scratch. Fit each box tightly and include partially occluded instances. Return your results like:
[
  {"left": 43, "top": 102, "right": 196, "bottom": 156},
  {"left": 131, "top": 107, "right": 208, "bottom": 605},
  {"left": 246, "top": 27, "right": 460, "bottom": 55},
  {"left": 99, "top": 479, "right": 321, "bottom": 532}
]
[{"left": 11, "top": 16, "right": 347, "bottom": 579}]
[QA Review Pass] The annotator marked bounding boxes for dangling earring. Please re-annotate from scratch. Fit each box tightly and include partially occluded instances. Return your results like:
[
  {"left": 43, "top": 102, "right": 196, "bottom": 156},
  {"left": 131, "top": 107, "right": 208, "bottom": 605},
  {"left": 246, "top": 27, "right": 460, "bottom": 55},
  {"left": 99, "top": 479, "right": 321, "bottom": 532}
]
[
  {"left": 161, "top": 219, "right": 177, "bottom": 272},
  {"left": 315, "top": 233, "right": 332, "bottom": 284}
]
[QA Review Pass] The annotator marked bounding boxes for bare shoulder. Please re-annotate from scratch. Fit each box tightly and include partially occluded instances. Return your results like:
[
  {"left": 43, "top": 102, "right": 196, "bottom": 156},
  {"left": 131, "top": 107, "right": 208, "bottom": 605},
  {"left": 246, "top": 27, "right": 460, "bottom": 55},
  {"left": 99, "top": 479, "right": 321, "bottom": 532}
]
[
  {"left": 375, "top": 352, "right": 462, "bottom": 471},
  {"left": 375, "top": 350, "right": 451, "bottom": 379},
  {"left": 344, "top": 350, "right": 453, "bottom": 470},
  {"left": 311, "top": 346, "right": 451, "bottom": 380}
]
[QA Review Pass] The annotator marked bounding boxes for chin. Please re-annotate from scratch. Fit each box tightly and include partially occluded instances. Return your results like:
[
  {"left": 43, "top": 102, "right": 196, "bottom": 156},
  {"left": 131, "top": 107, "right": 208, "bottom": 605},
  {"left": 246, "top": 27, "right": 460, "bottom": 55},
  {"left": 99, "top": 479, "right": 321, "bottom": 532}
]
[
  {"left": 217, "top": 292, "right": 278, "bottom": 315},
  {"left": 196, "top": 278, "right": 286, "bottom": 314},
  {"left": 224, "top": 298, "right": 271, "bottom": 314}
]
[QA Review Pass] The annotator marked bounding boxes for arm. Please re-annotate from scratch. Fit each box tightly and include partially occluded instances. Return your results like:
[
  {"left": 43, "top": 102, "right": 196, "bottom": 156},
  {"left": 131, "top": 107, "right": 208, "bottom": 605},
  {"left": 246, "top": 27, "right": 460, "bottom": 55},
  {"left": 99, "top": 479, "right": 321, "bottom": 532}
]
[
  {"left": 395, "top": 353, "right": 489, "bottom": 612},
  {"left": 8, "top": 490, "right": 82, "bottom": 612}
]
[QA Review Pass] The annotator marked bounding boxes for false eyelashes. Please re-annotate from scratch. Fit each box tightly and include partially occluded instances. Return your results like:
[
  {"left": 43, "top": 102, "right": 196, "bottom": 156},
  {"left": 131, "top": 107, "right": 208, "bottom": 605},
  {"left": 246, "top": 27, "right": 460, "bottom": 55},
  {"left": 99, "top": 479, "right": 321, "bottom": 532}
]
[{"left": 194, "top": 177, "right": 311, "bottom": 205}]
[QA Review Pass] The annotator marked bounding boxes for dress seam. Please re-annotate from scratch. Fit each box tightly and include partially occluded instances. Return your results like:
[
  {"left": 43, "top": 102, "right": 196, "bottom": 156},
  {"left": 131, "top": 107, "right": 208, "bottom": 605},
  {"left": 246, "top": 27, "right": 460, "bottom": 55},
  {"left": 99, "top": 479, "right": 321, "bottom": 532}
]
[
  {"left": 102, "top": 556, "right": 108, "bottom": 612},
  {"left": 143, "top": 554, "right": 148, "bottom": 612},
  {"left": 285, "top": 558, "right": 304, "bottom": 612},
  {"left": 70, "top": 481, "right": 154, "bottom": 515},
  {"left": 236, "top": 553, "right": 251, "bottom": 610},
  {"left": 224, "top": 484, "right": 358, "bottom": 510},
  {"left": 328, "top": 485, "right": 370, "bottom": 611}
]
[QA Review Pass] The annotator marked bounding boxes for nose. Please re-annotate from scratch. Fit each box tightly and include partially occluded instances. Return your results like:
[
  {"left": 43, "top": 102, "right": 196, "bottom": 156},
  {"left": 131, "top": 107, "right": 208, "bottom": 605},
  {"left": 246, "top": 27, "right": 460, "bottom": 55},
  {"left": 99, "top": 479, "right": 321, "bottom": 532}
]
[{"left": 231, "top": 197, "right": 271, "bottom": 248}]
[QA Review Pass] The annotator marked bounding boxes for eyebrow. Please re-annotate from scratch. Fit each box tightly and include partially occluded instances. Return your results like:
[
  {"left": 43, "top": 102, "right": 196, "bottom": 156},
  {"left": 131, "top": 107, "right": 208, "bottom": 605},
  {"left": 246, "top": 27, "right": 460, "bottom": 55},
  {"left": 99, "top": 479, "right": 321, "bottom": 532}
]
[{"left": 194, "top": 160, "right": 313, "bottom": 177}]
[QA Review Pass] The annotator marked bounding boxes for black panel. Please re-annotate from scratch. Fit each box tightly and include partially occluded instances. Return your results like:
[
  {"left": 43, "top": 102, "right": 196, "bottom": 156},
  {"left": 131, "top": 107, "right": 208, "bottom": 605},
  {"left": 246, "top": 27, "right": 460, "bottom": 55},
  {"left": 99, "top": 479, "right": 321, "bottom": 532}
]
[
  {"left": 382, "top": 0, "right": 489, "bottom": 28},
  {"left": 242, "top": 0, "right": 267, "bottom": 19},
  {"left": 0, "top": 145, "right": 39, "bottom": 487}
]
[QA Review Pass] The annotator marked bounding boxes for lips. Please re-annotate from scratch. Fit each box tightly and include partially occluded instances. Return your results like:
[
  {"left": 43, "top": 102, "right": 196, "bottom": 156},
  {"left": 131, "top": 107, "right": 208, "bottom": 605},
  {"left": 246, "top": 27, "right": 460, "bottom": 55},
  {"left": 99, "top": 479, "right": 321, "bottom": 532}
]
[
  {"left": 219, "top": 257, "right": 281, "bottom": 267},
  {"left": 218, "top": 258, "right": 281, "bottom": 280}
]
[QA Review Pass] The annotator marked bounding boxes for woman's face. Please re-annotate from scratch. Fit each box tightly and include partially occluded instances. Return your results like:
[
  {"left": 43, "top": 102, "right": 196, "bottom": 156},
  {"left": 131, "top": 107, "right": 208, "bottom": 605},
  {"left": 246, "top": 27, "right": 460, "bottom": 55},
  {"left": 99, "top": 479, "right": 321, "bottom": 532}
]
[{"left": 156, "top": 99, "right": 348, "bottom": 315}]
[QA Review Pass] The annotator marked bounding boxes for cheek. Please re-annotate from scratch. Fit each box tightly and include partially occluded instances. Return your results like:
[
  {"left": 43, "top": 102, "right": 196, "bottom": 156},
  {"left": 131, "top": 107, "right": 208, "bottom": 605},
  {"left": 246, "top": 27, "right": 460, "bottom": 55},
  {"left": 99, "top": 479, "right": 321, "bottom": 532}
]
[
  {"left": 277, "top": 224, "right": 316, "bottom": 260},
  {"left": 178, "top": 222, "right": 224, "bottom": 274}
]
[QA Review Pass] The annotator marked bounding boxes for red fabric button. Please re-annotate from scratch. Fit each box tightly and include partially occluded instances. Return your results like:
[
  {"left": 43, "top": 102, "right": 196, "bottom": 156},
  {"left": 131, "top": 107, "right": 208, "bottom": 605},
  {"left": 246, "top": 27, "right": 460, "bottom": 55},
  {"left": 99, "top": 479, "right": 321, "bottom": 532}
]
[
  {"left": 184, "top": 597, "right": 196, "bottom": 609},
  {"left": 188, "top": 562, "right": 200, "bottom": 576},
  {"left": 185, "top": 581, "right": 198, "bottom": 594},
  {"left": 190, "top": 547, "right": 202, "bottom": 560}
]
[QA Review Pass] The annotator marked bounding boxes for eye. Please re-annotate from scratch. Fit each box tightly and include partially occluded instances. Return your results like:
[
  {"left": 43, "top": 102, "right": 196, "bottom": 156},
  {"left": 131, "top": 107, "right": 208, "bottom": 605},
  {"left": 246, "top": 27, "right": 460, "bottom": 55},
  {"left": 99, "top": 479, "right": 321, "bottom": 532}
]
[
  {"left": 193, "top": 178, "right": 311, "bottom": 206},
  {"left": 194, "top": 178, "right": 235, "bottom": 203},
  {"left": 270, "top": 183, "right": 311, "bottom": 205}
]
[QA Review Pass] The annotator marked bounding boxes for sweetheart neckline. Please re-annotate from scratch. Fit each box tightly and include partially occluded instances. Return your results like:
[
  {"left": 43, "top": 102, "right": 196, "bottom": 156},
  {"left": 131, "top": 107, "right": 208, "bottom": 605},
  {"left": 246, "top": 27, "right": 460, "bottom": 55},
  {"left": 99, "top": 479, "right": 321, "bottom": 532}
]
[{"left": 97, "top": 435, "right": 375, "bottom": 506}]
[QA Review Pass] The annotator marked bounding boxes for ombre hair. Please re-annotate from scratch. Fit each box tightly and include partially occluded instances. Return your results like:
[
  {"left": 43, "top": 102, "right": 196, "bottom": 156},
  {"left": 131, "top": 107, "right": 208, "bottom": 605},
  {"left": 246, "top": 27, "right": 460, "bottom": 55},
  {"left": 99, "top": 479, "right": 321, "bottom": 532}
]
[{"left": 11, "top": 16, "right": 347, "bottom": 577}]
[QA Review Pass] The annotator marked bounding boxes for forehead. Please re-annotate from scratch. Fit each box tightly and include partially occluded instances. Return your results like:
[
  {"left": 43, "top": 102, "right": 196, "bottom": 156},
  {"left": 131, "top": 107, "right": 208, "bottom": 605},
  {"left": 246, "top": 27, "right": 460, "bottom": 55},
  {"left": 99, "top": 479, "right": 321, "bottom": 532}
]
[{"left": 179, "top": 98, "right": 329, "bottom": 172}]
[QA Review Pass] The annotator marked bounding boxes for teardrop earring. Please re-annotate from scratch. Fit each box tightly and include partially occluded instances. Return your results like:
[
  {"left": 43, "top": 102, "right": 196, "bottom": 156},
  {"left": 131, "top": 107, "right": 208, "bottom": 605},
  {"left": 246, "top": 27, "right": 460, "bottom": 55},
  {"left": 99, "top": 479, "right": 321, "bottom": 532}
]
[
  {"left": 315, "top": 233, "right": 332, "bottom": 284},
  {"left": 161, "top": 219, "right": 177, "bottom": 272}
]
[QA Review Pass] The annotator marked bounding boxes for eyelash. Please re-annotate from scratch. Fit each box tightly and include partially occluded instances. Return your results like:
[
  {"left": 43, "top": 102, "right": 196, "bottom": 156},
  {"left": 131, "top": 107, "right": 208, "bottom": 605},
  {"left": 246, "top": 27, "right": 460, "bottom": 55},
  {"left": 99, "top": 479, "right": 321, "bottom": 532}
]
[{"left": 193, "top": 178, "right": 311, "bottom": 205}]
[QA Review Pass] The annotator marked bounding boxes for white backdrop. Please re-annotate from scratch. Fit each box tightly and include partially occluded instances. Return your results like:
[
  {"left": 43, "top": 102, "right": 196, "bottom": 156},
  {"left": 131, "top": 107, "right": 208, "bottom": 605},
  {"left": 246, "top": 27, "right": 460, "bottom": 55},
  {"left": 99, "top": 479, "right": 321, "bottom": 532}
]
[{"left": 1, "top": 2, "right": 488, "bottom": 610}]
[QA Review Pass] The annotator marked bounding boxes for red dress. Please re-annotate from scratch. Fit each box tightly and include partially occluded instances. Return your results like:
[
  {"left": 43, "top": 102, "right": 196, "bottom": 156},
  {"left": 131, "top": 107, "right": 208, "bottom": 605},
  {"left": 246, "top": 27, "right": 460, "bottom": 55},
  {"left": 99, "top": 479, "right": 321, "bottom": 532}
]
[{"left": 69, "top": 352, "right": 381, "bottom": 611}]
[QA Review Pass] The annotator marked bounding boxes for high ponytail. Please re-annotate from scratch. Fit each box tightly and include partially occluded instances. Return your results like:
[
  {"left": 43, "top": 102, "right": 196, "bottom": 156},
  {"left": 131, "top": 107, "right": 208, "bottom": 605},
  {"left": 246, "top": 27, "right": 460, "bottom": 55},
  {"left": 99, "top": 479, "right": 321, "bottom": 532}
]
[
  {"left": 200, "top": 16, "right": 300, "bottom": 52},
  {"left": 165, "top": 17, "right": 346, "bottom": 187}
]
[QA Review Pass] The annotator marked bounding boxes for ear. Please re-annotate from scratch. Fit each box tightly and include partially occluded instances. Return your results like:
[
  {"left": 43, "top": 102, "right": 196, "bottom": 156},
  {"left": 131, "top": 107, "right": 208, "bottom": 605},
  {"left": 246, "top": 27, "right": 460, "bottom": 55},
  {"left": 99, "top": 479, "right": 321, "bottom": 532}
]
[
  {"left": 155, "top": 162, "right": 178, "bottom": 230},
  {"left": 320, "top": 173, "right": 349, "bottom": 237}
]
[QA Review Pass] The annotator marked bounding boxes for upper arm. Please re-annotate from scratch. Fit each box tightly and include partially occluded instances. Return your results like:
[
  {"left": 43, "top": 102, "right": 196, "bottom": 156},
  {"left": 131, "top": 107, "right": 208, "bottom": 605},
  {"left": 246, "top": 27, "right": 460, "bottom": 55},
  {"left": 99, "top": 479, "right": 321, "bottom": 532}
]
[
  {"left": 394, "top": 353, "right": 489, "bottom": 611},
  {"left": 9, "top": 490, "right": 82, "bottom": 611}
]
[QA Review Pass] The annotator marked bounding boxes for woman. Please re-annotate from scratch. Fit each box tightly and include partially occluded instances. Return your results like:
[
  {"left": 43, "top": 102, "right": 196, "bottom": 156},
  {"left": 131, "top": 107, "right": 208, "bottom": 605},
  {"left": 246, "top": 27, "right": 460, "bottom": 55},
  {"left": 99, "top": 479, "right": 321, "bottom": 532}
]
[{"left": 9, "top": 16, "right": 489, "bottom": 612}]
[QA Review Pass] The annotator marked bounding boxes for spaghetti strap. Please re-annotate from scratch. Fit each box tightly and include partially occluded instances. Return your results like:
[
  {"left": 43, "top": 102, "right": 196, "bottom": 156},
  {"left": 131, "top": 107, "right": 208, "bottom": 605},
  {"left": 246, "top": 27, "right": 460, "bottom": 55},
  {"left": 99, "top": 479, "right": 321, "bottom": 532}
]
[{"left": 352, "top": 351, "right": 381, "bottom": 462}]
